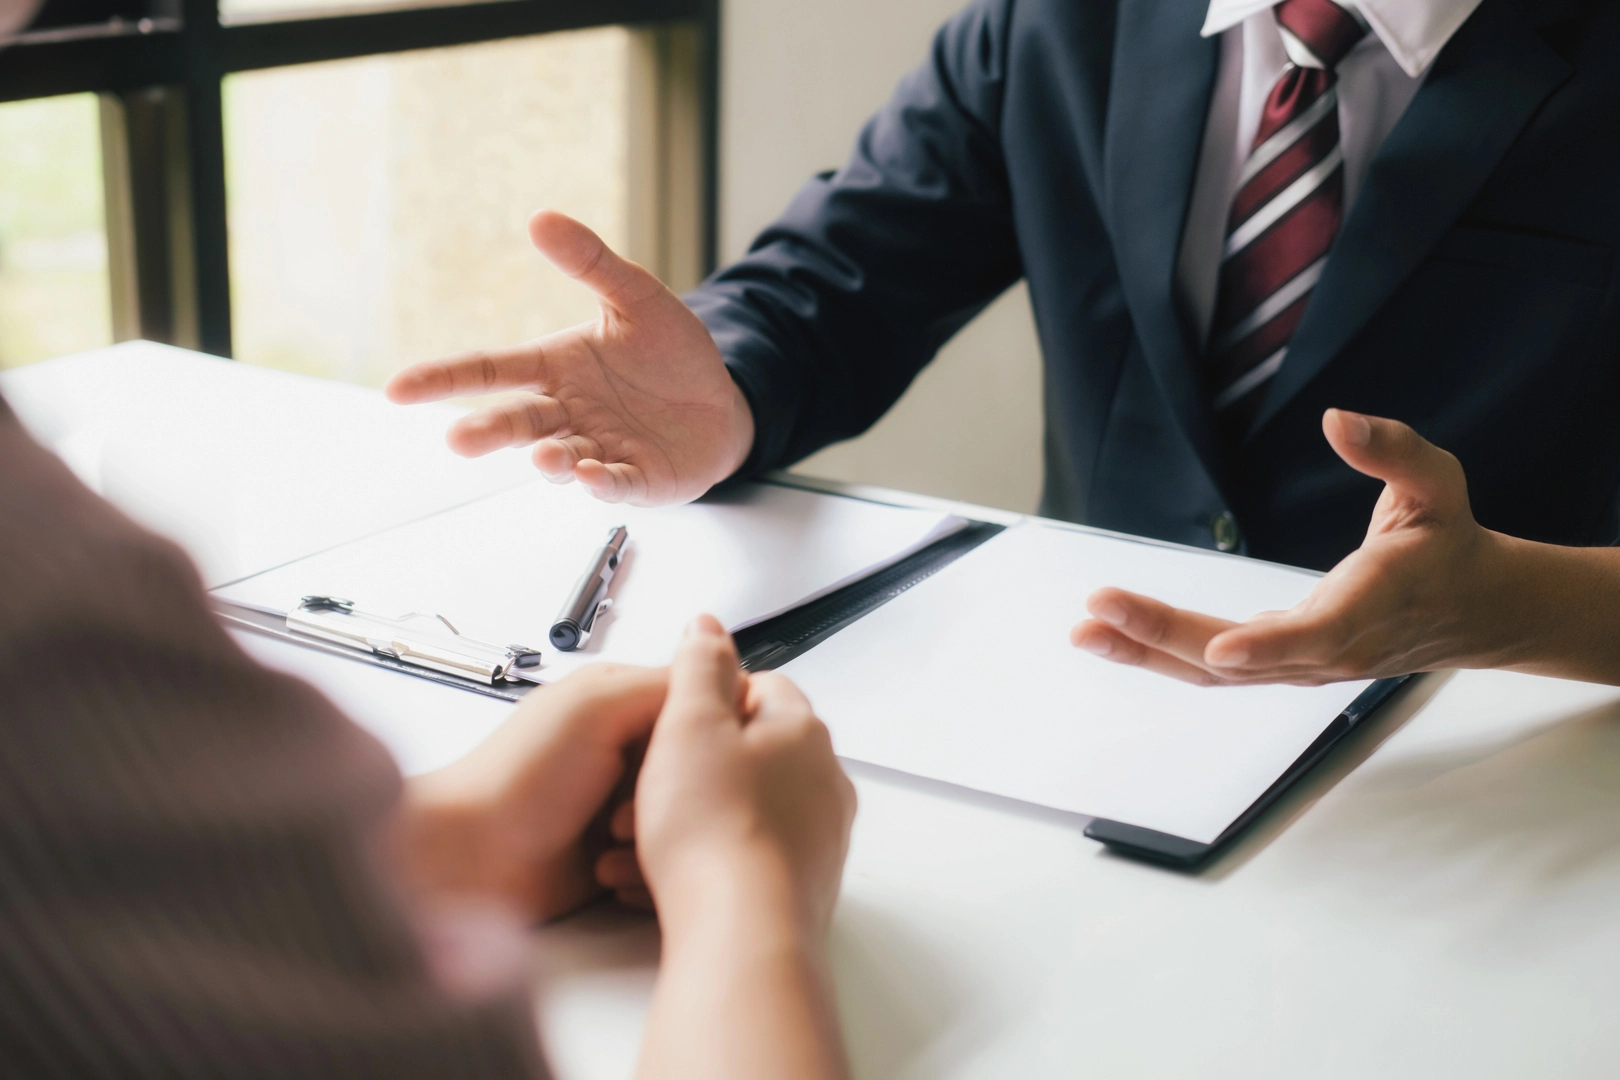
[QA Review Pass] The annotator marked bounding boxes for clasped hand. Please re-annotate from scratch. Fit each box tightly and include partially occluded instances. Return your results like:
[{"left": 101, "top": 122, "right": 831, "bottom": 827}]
[
  {"left": 401, "top": 616, "right": 856, "bottom": 940},
  {"left": 1071, "top": 409, "right": 1522, "bottom": 686}
]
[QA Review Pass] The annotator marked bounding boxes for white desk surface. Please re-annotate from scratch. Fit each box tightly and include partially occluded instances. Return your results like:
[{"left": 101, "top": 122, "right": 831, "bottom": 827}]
[{"left": 9, "top": 344, "right": 1620, "bottom": 1079}]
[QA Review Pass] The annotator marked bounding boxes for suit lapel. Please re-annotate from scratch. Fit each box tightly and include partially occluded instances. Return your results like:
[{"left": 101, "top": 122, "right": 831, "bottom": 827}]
[
  {"left": 1103, "top": 0, "right": 1223, "bottom": 483},
  {"left": 1248, "top": 0, "right": 1574, "bottom": 436}
]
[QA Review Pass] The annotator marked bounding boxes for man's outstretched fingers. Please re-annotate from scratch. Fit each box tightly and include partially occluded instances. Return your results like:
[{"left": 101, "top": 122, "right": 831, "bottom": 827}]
[
  {"left": 1084, "top": 587, "right": 1237, "bottom": 664},
  {"left": 574, "top": 459, "right": 651, "bottom": 505},
  {"left": 1204, "top": 608, "right": 1352, "bottom": 673},
  {"left": 528, "top": 434, "right": 602, "bottom": 482},
  {"left": 384, "top": 343, "right": 546, "bottom": 404},
  {"left": 1072, "top": 622, "right": 1231, "bottom": 686},
  {"left": 529, "top": 209, "right": 665, "bottom": 310},
  {"left": 448, "top": 395, "right": 569, "bottom": 457},
  {"left": 1322, "top": 409, "right": 1468, "bottom": 511}
]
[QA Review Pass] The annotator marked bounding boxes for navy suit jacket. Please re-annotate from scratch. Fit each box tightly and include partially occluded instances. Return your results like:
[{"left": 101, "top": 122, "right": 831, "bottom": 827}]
[{"left": 689, "top": 0, "right": 1619, "bottom": 571}]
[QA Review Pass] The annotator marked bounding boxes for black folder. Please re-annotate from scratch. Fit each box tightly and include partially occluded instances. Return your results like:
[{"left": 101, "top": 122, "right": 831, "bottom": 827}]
[{"left": 735, "top": 517, "right": 1409, "bottom": 870}]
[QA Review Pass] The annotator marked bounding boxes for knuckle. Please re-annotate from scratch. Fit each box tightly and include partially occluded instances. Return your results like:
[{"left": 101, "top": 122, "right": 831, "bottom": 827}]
[
  {"left": 1390, "top": 421, "right": 1418, "bottom": 454},
  {"left": 1112, "top": 637, "right": 1149, "bottom": 666},
  {"left": 521, "top": 398, "right": 557, "bottom": 439}
]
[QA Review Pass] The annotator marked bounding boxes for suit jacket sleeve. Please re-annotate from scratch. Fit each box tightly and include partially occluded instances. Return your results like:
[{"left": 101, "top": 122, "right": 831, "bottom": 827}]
[
  {"left": 0, "top": 397, "right": 547, "bottom": 1079},
  {"left": 690, "top": 0, "right": 1023, "bottom": 476}
]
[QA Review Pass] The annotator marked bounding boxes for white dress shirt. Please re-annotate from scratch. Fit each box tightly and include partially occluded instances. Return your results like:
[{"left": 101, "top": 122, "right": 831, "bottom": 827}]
[{"left": 1177, "top": 0, "right": 1485, "bottom": 348}]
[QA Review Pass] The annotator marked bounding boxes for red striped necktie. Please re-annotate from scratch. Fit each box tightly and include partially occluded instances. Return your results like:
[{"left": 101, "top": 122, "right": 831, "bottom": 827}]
[{"left": 1206, "top": 0, "right": 1369, "bottom": 433}]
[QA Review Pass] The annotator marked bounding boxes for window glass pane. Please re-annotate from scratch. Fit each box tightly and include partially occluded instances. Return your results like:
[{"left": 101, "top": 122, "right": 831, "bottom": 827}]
[
  {"left": 224, "top": 28, "right": 630, "bottom": 386},
  {"left": 0, "top": 93, "right": 113, "bottom": 370}
]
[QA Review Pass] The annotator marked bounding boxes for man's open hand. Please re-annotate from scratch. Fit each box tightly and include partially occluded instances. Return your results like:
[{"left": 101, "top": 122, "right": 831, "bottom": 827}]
[
  {"left": 1070, "top": 409, "right": 1518, "bottom": 686},
  {"left": 385, "top": 210, "right": 755, "bottom": 506}
]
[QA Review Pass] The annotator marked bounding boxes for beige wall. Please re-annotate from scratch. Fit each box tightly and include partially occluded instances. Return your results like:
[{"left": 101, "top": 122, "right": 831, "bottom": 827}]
[{"left": 719, "top": 0, "right": 1046, "bottom": 513}]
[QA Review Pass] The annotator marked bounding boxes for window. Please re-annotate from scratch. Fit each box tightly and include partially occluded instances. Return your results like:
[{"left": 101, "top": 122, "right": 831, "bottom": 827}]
[
  {"left": 0, "top": 92, "right": 113, "bottom": 368},
  {"left": 0, "top": 0, "right": 716, "bottom": 375},
  {"left": 226, "top": 29, "right": 632, "bottom": 385}
]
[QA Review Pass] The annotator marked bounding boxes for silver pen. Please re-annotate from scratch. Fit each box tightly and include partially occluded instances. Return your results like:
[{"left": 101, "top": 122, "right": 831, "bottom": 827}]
[{"left": 549, "top": 525, "right": 629, "bottom": 651}]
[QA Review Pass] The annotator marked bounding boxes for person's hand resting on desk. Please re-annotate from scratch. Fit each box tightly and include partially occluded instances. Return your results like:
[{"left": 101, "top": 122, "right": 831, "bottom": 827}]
[
  {"left": 630, "top": 615, "right": 857, "bottom": 1080},
  {"left": 400, "top": 663, "right": 667, "bottom": 920},
  {"left": 1071, "top": 409, "right": 1620, "bottom": 688},
  {"left": 400, "top": 618, "right": 856, "bottom": 1080},
  {"left": 384, "top": 211, "right": 754, "bottom": 506}
]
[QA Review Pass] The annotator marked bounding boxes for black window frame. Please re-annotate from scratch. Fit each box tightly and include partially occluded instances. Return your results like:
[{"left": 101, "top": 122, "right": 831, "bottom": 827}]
[{"left": 0, "top": 0, "right": 720, "bottom": 358}]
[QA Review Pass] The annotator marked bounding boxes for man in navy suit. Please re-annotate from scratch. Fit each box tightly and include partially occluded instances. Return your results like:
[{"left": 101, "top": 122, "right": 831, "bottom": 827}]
[{"left": 392, "top": 0, "right": 1620, "bottom": 683}]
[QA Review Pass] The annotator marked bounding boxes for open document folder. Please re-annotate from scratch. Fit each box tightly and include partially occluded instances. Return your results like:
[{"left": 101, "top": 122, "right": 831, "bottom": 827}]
[
  {"left": 213, "top": 479, "right": 968, "bottom": 686},
  {"left": 778, "top": 522, "right": 1389, "bottom": 855}
]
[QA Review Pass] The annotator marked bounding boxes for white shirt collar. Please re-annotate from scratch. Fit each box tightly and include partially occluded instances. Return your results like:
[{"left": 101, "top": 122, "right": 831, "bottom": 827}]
[{"left": 1200, "top": 0, "right": 1484, "bottom": 78}]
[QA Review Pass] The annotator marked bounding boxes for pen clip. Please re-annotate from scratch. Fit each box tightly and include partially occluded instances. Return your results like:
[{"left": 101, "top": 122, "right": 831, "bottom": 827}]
[
  {"left": 573, "top": 597, "right": 614, "bottom": 649},
  {"left": 291, "top": 595, "right": 542, "bottom": 685}
]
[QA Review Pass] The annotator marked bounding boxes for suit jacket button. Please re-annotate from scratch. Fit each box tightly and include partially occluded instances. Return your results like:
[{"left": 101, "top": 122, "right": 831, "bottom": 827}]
[{"left": 1211, "top": 512, "right": 1240, "bottom": 553}]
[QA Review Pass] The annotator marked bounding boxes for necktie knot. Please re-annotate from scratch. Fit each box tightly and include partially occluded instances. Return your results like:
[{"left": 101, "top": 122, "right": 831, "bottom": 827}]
[{"left": 1274, "top": 0, "right": 1369, "bottom": 71}]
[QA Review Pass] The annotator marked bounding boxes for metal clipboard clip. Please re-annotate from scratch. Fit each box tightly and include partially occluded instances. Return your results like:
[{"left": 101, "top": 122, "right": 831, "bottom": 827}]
[{"left": 288, "top": 596, "right": 543, "bottom": 686}]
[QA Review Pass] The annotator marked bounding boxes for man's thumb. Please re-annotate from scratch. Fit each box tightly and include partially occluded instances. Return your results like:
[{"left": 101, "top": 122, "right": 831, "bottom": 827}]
[
  {"left": 1321, "top": 409, "right": 1469, "bottom": 512},
  {"left": 528, "top": 209, "right": 664, "bottom": 310},
  {"left": 664, "top": 615, "right": 743, "bottom": 728}
]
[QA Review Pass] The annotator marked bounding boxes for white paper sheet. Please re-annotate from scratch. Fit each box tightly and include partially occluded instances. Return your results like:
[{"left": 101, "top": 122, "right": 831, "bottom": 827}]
[
  {"left": 215, "top": 480, "right": 965, "bottom": 681},
  {"left": 779, "top": 522, "right": 1373, "bottom": 845}
]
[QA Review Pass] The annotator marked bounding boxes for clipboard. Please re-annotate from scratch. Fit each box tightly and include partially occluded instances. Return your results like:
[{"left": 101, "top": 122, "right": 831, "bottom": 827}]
[
  {"left": 215, "top": 595, "right": 544, "bottom": 703},
  {"left": 213, "top": 478, "right": 976, "bottom": 690},
  {"left": 216, "top": 521, "right": 1004, "bottom": 702}
]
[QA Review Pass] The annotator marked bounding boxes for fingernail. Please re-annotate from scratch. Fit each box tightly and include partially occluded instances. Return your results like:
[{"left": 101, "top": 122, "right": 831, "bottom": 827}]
[
  {"left": 1341, "top": 412, "right": 1372, "bottom": 447},
  {"left": 1091, "top": 600, "right": 1128, "bottom": 628},
  {"left": 1078, "top": 634, "right": 1113, "bottom": 657}
]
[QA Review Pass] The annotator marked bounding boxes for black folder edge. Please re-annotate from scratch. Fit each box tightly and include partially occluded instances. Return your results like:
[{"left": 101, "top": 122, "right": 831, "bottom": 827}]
[
  {"left": 1083, "top": 674, "right": 1413, "bottom": 869},
  {"left": 734, "top": 520, "right": 1007, "bottom": 671},
  {"left": 213, "top": 599, "right": 536, "bottom": 703}
]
